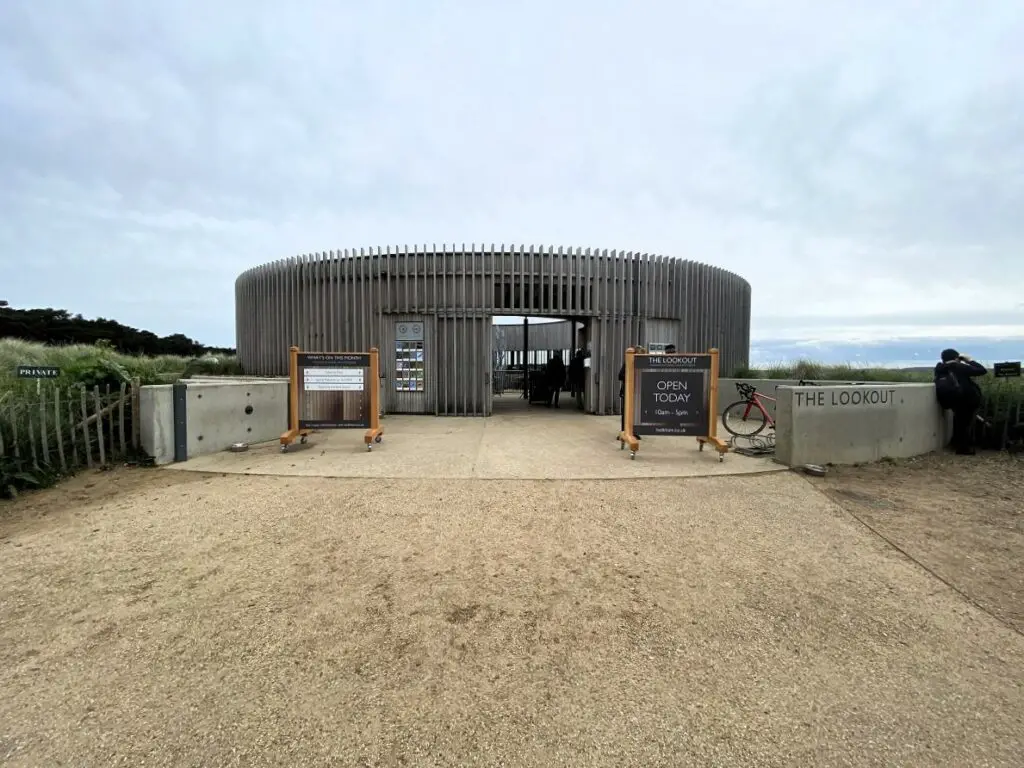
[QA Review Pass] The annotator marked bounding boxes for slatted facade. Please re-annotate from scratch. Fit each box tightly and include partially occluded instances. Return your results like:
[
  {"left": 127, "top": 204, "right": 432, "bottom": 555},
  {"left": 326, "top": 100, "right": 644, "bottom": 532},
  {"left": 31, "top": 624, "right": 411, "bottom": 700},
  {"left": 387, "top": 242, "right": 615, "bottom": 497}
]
[{"left": 235, "top": 245, "right": 752, "bottom": 416}]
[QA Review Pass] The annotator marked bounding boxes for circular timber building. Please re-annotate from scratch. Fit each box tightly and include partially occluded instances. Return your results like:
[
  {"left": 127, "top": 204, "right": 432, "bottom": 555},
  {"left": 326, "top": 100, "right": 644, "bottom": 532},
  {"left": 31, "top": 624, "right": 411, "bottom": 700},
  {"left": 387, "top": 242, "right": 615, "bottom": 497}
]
[{"left": 235, "top": 245, "right": 752, "bottom": 417}]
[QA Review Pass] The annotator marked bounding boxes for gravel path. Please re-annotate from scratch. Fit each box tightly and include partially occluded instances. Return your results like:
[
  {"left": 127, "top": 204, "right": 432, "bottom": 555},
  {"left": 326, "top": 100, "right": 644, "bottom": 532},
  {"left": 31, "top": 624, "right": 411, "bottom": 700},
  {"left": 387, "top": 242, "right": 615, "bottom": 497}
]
[{"left": 2, "top": 469, "right": 1022, "bottom": 767}]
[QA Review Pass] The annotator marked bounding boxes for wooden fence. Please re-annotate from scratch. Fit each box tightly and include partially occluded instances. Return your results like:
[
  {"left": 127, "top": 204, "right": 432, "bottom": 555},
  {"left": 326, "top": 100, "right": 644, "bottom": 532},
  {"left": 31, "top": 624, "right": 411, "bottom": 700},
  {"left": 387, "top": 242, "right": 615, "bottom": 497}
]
[{"left": 0, "top": 379, "right": 141, "bottom": 474}]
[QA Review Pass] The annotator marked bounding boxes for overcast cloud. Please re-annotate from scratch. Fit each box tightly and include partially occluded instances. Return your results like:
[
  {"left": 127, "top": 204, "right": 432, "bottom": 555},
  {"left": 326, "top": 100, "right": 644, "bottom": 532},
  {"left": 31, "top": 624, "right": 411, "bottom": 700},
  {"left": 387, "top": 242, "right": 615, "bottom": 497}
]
[{"left": 1, "top": 0, "right": 1022, "bottom": 348}]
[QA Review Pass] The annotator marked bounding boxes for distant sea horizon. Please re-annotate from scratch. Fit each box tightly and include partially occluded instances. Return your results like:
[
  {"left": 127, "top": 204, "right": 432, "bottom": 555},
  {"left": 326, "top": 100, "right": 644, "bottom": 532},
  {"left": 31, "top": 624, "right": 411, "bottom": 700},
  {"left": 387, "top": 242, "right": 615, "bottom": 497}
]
[{"left": 749, "top": 337, "right": 1023, "bottom": 369}]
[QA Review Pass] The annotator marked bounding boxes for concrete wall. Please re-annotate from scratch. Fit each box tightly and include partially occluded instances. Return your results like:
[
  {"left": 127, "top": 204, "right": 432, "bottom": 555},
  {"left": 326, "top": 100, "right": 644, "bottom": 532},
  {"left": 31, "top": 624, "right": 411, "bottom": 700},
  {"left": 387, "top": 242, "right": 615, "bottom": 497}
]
[
  {"left": 139, "top": 385, "right": 174, "bottom": 465},
  {"left": 182, "top": 381, "right": 288, "bottom": 457},
  {"left": 775, "top": 384, "right": 950, "bottom": 467},
  {"left": 139, "top": 380, "right": 288, "bottom": 463}
]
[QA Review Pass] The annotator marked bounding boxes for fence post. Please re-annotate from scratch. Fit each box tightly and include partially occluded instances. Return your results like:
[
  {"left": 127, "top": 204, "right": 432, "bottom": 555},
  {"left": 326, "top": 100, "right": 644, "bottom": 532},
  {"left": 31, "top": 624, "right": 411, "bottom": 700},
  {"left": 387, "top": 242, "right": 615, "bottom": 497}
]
[
  {"left": 67, "top": 387, "right": 79, "bottom": 467},
  {"left": 10, "top": 407, "right": 20, "bottom": 459},
  {"left": 40, "top": 385, "right": 51, "bottom": 466},
  {"left": 80, "top": 386, "right": 93, "bottom": 469},
  {"left": 54, "top": 385, "right": 67, "bottom": 473},
  {"left": 118, "top": 381, "right": 127, "bottom": 455},
  {"left": 94, "top": 386, "right": 106, "bottom": 466},
  {"left": 27, "top": 413, "right": 39, "bottom": 470}
]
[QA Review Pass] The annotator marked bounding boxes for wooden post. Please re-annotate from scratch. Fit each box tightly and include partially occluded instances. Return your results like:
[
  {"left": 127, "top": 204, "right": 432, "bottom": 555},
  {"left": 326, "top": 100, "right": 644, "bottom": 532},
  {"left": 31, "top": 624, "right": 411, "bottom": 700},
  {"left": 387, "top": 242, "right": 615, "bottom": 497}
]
[
  {"left": 280, "top": 345, "right": 302, "bottom": 447},
  {"left": 131, "top": 377, "right": 141, "bottom": 449},
  {"left": 54, "top": 386, "right": 67, "bottom": 473},
  {"left": 363, "top": 347, "right": 384, "bottom": 447},
  {"left": 118, "top": 382, "right": 127, "bottom": 455},
  {"left": 40, "top": 385, "right": 51, "bottom": 466},
  {"left": 10, "top": 407, "right": 20, "bottom": 458},
  {"left": 80, "top": 386, "right": 93, "bottom": 468},
  {"left": 619, "top": 347, "right": 640, "bottom": 455},
  {"left": 708, "top": 348, "right": 720, "bottom": 441},
  {"left": 27, "top": 414, "right": 39, "bottom": 470},
  {"left": 67, "top": 387, "right": 79, "bottom": 467},
  {"left": 699, "top": 348, "right": 729, "bottom": 459},
  {"left": 94, "top": 386, "right": 106, "bottom": 466}
]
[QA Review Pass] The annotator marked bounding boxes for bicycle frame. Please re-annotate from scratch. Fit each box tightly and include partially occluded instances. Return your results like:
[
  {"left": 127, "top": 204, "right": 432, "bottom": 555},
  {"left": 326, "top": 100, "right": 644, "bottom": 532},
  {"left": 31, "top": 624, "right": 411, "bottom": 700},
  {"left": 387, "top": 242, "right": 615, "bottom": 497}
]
[{"left": 739, "top": 391, "right": 776, "bottom": 429}]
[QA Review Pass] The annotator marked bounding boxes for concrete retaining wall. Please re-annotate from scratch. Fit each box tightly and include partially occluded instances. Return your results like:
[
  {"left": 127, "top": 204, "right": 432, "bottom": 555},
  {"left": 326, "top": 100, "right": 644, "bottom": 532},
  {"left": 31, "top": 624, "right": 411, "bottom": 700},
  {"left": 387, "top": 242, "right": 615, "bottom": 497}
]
[
  {"left": 775, "top": 383, "right": 951, "bottom": 467},
  {"left": 139, "top": 380, "right": 288, "bottom": 464}
]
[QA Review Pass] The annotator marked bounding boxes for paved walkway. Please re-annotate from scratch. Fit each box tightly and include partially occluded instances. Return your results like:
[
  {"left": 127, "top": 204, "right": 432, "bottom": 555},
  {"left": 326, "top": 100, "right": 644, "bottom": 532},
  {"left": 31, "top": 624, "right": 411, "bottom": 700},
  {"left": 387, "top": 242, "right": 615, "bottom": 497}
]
[{"left": 169, "top": 404, "right": 783, "bottom": 480}]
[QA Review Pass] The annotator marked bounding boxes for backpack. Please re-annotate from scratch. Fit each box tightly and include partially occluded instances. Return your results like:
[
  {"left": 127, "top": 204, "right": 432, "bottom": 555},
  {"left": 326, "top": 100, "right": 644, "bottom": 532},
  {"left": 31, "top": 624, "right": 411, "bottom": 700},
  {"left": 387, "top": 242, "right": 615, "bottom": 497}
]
[{"left": 935, "top": 368, "right": 961, "bottom": 409}]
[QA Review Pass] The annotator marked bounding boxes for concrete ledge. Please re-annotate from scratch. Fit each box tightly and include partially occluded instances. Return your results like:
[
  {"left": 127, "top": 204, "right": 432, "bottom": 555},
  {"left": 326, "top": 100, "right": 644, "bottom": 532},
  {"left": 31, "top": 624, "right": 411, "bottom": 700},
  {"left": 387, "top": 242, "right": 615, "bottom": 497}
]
[{"left": 775, "top": 383, "right": 951, "bottom": 466}]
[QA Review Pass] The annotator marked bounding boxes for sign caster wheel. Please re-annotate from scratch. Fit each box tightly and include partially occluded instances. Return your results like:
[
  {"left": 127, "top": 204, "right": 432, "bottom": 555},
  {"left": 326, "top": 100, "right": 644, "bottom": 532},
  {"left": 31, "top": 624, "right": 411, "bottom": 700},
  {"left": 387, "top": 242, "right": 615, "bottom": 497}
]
[
  {"left": 375, "top": 435, "right": 382, "bottom": 443},
  {"left": 300, "top": 435, "right": 307, "bottom": 444},
  {"left": 280, "top": 445, "right": 288, "bottom": 453},
  {"left": 630, "top": 451, "right": 636, "bottom": 460},
  {"left": 620, "top": 440, "right": 625, "bottom": 450},
  {"left": 366, "top": 444, "right": 372, "bottom": 452},
  {"left": 718, "top": 454, "right": 724, "bottom": 463}
]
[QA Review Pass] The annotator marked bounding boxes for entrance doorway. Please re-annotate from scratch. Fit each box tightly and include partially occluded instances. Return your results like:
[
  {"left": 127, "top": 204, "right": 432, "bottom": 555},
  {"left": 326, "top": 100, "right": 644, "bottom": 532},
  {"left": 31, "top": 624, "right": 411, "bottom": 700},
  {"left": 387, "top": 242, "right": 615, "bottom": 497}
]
[{"left": 491, "top": 316, "right": 589, "bottom": 414}]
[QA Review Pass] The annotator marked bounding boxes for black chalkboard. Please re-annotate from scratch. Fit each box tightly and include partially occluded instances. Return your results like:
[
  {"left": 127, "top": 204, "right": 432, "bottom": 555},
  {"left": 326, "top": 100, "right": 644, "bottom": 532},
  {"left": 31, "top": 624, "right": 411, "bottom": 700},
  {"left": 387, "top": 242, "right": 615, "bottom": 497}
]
[
  {"left": 631, "top": 354, "right": 712, "bottom": 436},
  {"left": 993, "top": 361, "right": 1021, "bottom": 378}
]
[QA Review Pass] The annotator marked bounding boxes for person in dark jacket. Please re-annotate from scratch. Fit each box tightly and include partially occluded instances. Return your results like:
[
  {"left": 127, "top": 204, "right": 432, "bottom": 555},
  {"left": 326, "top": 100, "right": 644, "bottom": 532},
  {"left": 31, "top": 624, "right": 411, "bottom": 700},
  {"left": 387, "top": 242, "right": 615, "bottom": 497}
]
[
  {"left": 545, "top": 352, "right": 566, "bottom": 408},
  {"left": 934, "top": 348, "right": 987, "bottom": 455},
  {"left": 567, "top": 350, "right": 586, "bottom": 411}
]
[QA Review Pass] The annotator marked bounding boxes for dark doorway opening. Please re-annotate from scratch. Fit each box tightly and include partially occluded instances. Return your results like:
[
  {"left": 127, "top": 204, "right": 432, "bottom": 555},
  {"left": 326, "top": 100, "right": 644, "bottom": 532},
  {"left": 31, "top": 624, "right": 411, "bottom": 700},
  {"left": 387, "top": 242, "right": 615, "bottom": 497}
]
[{"left": 491, "top": 316, "right": 589, "bottom": 414}]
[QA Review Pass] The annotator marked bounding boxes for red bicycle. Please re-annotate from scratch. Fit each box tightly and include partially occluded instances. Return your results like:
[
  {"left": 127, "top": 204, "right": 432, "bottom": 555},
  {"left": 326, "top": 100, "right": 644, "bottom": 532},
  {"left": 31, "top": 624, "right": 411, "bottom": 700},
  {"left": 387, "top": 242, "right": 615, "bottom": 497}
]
[{"left": 722, "top": 383, "right": 776, "bottom": 437}]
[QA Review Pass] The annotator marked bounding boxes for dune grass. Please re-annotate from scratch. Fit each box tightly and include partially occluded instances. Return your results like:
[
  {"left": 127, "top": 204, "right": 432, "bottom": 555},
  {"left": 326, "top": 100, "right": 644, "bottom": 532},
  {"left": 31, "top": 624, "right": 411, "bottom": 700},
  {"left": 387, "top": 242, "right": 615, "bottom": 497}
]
[
  {"left": 0, "top": 338, "right": 241, "bottom": 397},
  {"left": 733, "top": 358, "right": 1024, "bottom": 424}
]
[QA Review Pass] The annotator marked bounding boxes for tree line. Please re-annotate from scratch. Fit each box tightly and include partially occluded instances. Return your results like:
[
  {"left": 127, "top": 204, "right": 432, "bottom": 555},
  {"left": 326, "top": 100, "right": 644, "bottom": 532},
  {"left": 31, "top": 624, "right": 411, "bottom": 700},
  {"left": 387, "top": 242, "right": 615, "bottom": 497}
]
[{"left": 0, "top": 307, "right": 236, "bottom": 358}]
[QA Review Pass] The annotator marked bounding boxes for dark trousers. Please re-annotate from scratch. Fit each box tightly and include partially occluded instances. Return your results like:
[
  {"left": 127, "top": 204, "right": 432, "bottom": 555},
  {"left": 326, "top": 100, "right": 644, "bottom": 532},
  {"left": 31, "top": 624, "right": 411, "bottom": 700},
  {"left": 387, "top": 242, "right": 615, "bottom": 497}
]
[
  {"left": 951, "top": 403, "right": 979, "bottom": 453},
  {"left": 549, "top": 385, "right": 560, "bottom": 407}
]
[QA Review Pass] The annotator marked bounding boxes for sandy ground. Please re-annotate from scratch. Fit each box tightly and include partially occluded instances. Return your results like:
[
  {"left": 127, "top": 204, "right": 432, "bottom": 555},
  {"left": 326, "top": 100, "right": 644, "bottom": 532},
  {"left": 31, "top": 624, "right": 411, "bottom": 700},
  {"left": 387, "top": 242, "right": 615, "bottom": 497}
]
[
  {"left": 815, "top": 451, "right": 1024, "bottom": 634},
  {"left": 2, "top": 464, "right": 1023, "bottom": 767}
]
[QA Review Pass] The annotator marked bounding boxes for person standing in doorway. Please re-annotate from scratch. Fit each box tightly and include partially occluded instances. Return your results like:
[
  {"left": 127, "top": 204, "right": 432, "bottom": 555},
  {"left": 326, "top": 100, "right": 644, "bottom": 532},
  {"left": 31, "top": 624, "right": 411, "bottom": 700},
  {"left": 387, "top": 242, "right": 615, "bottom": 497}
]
[
  {"left": 546, "top": 352, "right": 566, "bottom": 408},
  {"left": 568, "top": 349, "right": 586, "bottom": 411},
  {"left": 934, "top": 348, "right": 987, "bottom": 455}
]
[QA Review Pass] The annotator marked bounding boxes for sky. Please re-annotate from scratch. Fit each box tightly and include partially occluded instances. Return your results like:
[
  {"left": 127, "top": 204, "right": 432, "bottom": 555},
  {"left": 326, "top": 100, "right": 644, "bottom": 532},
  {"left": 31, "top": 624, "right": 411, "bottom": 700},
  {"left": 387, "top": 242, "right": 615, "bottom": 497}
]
[{"left": 1, "top": 0, "right": 1022, "bottom": 357}]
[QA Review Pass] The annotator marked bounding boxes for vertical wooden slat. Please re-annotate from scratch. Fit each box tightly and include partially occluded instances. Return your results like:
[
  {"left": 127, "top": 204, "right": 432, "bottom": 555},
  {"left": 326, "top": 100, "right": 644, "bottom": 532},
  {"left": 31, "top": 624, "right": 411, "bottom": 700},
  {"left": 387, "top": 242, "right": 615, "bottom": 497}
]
[
  {"left": 40, "top": 385, "right": 50, "bottom": 466},
  {"left": 118, "top": 382, "right": 127, "bottom": 455},
  {"left": 10, "top": 406, "right": 20, "bottom": 458},
  {"left": 54, "top": 385, "right": 67, "bottom": 473},
  {"left": 94, "top": 386, "right": 106, "bottom": 466},
  {"left": 67, "top": 387, "right": 79, "bottom": 466},
  {"left": 28, "top": 413, "right": 39, "bottom": 470},
  {"left": 80, "top": 386, "right": 93, "bottom": 468}
]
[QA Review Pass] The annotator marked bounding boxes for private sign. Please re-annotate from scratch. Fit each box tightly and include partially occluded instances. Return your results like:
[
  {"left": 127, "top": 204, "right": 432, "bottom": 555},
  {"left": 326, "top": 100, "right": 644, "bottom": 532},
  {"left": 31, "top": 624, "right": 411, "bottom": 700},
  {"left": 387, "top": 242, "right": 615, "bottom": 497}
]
[{"left": 16, "top": 365, "right": 61, "bottom": 379}]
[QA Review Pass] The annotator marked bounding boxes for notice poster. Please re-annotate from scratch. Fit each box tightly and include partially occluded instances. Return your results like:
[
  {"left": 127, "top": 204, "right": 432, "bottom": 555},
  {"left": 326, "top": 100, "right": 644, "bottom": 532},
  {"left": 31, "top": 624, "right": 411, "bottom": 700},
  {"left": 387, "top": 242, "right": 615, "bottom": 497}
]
[{"left": 631, "top": 354, "right": 712, "bottom": 437}]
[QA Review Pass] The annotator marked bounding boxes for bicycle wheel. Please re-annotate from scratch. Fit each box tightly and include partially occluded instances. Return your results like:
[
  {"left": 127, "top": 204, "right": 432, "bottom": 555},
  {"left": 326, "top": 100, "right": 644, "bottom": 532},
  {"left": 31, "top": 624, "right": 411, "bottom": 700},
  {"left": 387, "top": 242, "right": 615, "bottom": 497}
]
[{"left": 722, "top": 400, "right": 769, "bottom": 437}]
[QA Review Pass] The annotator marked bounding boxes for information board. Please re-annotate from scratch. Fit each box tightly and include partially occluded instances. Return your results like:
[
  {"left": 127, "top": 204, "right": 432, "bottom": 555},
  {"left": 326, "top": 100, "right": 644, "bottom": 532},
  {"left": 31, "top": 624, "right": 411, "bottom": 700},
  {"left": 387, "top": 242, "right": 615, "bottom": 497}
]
[
  {"left": 296, "top": 352, "right": 371, "bottom": 429},
  {"left": 632, "top": 354, "right": 712, "bottom": 436}
]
